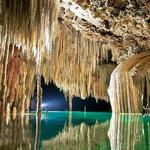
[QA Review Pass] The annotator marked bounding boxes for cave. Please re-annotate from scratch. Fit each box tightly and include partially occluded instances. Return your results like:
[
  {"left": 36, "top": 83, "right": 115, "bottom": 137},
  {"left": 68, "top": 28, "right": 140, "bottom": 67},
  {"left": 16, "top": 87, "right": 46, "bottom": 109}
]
[
  {"left": 0, "top": 0, "right": 149, "bottom": 149},
  {"left": 30, "top": 78, "right": 111, "bottom": 112}
]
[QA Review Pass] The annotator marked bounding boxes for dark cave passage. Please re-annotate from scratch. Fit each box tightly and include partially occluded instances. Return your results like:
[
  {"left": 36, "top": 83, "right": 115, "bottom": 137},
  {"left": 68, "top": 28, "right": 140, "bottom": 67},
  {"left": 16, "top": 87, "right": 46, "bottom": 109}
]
[{"left": 30, "top": 78, "right": 111, "bottom": 112}]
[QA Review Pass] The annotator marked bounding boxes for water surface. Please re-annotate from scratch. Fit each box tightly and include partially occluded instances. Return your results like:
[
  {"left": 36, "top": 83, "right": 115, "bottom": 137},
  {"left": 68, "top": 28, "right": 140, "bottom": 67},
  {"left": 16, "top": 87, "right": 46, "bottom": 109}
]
[{"left": 0, "top": 112, "right": 149, "bottom": 150}]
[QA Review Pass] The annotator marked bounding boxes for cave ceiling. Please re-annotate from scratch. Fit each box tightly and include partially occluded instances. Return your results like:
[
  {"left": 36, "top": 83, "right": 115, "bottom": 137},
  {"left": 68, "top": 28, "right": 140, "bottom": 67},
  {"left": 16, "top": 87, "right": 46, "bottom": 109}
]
[{"left": 59, "top": 0, "right": 150, "bottom": 60}]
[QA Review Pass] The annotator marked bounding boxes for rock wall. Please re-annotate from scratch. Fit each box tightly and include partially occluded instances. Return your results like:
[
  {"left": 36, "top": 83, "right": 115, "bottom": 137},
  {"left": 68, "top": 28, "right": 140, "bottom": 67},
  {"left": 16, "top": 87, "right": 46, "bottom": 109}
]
[{"left": 0, "top": 44, "right": 36, "bottom": 113}]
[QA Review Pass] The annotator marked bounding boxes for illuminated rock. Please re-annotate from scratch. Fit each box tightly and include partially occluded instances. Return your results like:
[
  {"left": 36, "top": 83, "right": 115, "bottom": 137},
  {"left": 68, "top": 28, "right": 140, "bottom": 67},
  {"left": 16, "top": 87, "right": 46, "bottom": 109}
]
[{"left": 108, "top": 52, "right": 150, "bottom": 113}]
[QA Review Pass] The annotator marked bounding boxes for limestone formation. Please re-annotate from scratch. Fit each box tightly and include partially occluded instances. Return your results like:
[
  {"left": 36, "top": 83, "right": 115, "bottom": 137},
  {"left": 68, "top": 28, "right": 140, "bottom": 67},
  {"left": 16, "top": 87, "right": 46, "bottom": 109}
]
[
  {"left": 0, "top": 0, "right": 149, "bottom": 113},
  {"left": 108, "top": 52, "right": 150, "bottom": 113}
]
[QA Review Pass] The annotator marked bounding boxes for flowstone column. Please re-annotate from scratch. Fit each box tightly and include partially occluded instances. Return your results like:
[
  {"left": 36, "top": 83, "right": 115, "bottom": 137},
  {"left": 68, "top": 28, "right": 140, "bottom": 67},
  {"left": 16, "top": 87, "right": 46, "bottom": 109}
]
[{"left": 108, "top": 52, "right": 150, "bottom": 113}]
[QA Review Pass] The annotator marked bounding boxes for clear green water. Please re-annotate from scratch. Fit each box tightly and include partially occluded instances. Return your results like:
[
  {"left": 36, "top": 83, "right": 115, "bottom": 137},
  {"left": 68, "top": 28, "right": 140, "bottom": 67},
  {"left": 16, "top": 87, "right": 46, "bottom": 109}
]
[{"left": 0, "top": 112, "right": 149, "bottom": 150}]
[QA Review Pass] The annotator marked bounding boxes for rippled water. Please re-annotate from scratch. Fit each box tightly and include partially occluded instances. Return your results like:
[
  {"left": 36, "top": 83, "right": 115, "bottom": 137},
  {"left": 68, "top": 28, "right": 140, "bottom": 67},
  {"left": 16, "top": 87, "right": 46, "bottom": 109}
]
[{"left": 0, "top": 112, "right": 149, "bottom": 150}]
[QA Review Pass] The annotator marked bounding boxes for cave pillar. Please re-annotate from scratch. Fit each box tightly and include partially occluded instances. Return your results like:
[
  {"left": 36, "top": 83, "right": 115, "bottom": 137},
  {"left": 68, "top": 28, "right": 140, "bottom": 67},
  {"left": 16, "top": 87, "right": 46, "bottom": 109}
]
[
  {"left": 68, "top": 95, "right": 72, "bottom": 112},
  {"left": 36, "top": 76, "right": 42, "bottom": 114},
  {"left": 108, "top": 52, "right": 150, "bottom": 113}
]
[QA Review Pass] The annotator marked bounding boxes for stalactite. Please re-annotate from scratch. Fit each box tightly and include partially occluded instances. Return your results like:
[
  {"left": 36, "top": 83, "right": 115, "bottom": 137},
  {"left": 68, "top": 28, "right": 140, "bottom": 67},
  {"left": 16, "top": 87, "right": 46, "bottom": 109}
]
[
  {"left": 42, "top": 23, "right": 116, "bottom": 102},
  {"left": 36, "top": 75, "right": 42, "bottom": 114},
  {"left": 0, "top": 0, "right": 59, "bottom": 113},
  {"left": 24, "top": 60, "right": 36, "bottom": 111},
  {"left": 1, "top": 36, "right": 9, "bottom": 112},
  {"left": 0, "top": 43, "right": 37, "bottom": 113},
  {"left": 1, "top": 0, "right": 59, "bottom": 58},
  {"left": 5, "top": 45, "right": 27, "bottom": 112}
]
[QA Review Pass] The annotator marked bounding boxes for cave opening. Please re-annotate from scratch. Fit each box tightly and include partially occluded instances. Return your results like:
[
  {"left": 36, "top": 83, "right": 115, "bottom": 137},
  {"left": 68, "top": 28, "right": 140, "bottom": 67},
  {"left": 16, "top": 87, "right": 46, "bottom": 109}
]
[{"left": 30, "top": 78, "right": 111, "bottom": 112}]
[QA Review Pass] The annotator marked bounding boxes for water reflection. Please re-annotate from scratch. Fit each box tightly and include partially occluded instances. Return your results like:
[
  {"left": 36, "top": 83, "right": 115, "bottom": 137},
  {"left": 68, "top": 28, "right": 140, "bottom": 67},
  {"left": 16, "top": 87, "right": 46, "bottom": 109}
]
[
  {"left": 0, "top": 114, "right": 34, "bottom": 150},
  {"left": 108, "top": 114, "right": 150, "bottom": 150},
  {"left": 42, "top": 112, "right": 111, "bottom": 150},
  {"left": 0, "top": 112, "right": 149, "bottom": 150}
]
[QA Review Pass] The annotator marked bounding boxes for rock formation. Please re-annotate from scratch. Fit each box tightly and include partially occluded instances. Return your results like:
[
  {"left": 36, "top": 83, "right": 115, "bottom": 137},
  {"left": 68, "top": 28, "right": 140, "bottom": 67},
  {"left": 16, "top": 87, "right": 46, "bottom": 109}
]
[
  {"left": 0, "top": 0, "right": 149, "bottom": 113},
  {"left": 108, "top": 52, "right": 150, "bottom": 113}
]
